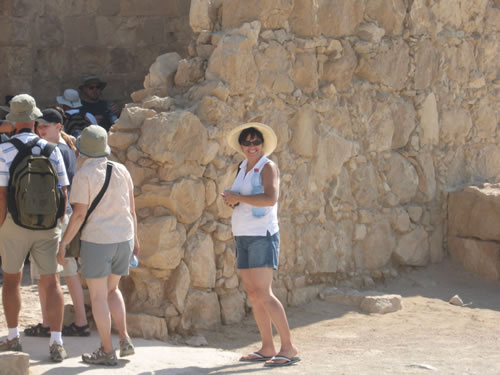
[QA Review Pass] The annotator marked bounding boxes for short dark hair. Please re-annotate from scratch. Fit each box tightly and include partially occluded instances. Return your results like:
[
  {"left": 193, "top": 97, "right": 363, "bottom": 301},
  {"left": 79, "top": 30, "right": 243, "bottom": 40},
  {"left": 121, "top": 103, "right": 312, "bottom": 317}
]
[{"left": 238, "top": 127, "right": 264, "bottom": 144}]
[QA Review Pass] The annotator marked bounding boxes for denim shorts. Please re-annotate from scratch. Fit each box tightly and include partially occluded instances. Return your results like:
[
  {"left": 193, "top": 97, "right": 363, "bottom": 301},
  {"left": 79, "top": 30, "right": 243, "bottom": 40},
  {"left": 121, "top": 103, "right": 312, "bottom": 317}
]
[{"left": 235, "top": 231, "right": 280, "bottom": 270}]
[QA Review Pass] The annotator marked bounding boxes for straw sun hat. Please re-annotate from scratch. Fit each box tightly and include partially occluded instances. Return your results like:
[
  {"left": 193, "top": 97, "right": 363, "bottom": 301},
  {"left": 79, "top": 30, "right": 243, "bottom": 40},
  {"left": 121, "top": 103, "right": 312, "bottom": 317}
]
[{"left": 227, "top": 122, "right": 277, "bottom": 157}]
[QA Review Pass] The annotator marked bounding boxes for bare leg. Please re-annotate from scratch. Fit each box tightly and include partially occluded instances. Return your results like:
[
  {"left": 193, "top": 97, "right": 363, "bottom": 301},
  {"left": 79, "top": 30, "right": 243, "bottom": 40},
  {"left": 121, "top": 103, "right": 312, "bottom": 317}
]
[
  {"left": 38, "top": 274, "right": 64, "bottom": 332},
  {"left": 240, "top": 267, "right": 298, "bottom": 362},
  {"left": 106, "top": 274, "right": 129, "bottom": 341},
  {"left": 2, "top": 272, "right": 22, "bottom": 328},
  {"left": 37, "top": 280, "right": 50, "bottom": 327},
  {"left": 64, "top": 274, "right": 88, "bottom": 326},
  {"left": 86, "top": 277, "right": 113, "bottom": 353}
]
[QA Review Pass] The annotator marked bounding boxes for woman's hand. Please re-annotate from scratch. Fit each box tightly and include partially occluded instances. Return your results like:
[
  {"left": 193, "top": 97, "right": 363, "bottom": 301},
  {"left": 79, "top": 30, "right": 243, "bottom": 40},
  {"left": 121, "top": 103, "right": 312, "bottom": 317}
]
[
  {"left": 221, "top": 191, "right": 240, "bottom": 208},
  {"left": 57, "top": 242, "right": 68, "bottom": 266}
]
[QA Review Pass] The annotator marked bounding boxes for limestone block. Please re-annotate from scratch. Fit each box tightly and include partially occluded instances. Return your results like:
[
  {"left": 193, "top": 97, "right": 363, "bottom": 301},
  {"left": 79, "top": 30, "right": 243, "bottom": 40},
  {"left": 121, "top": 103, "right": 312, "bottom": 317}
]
[
  {"left": 354, "top": 224, "right": 367, "bottom": 241},
  {"left": 290, "top": 0, "right": 365, "bottom": 38},
  {"left": 430, "top": 226, "right": 444, "bottom": 264},
  {"left": 126, "top": 312, "right": 168, "bottom": 341},
  {"left": 390, "top": 208, "right": 411, "bottom": 233},
  {"left": 351, "top": 162, "right": 379, "bottom": 208},
  {"left": 320, "top": 287, "right": 365, "bottom": 307},
  {"left": 393, "top": 226, "right": 429, "bottom": 266},
  {"left": 144, "top": 52, "right": 182, "bottom": 89},
  {"left": 219, "top": 291, "right": 246, "bottom": 325},
  {"left": 139, "top": 111, "right": 208, "bottom": 166},
  {"left": 130, "top": 88, "right": 168, "bottom": 103},
  {"left": 384, "top": 153, "right": 418, "bottom": 205},
  {"left": 355, "top": 38, "right": 410, "bottom": 90},
  {"left": 180, "top": 290, "right": 221, "bottom": 331},
  {"left": 115, "top": 105, "right": 157, "bottom": 130},
  {"left": 407, "top": 207, "right": 423, "bottom": 222},
  {"left": 190, "top": 0, "right": 214, "bottom": 32},
  {"left": 448, "top": 236, "right": 500, "bottom": 281},
  {"left": 359, "top": 218, "right": 395, "bottom": 270},
  {"left": 313, "top": 130, "right": 358, "bottom": 191},
  {"left": 143, "top": 96, "right": 174, "bottom": 112},
  {"left": 188, "top": 80, "right": 230, "bottom": 102},
  {"left": 202, "top": 142, "right": 219, "bottom": 165},
  {"left": 365, "top": 0, "right": 406, "bottom": 36},
  {"left": 418, "top": 93, "right": 439, "bottom": 146},
  {"left": 205, "top": 180, "right": 217, "bottom": 207},
  {"left": 472, "top": 97, "right": 497, "bottom": 139},
  {"left": 222, "top": 248, "right": 236, "bottom": 278},
  {"left": 356, "top": 22, "right": 385, "bottom": 43},
  {"left": 166, "top": 261, "right": 191, "bottom": 313},
  {"left": 448, "top": 185, "right": 500, "bottom": 241},
  {"left": 444, "top": 42, "right": 476, "bottom": 84},
  {"left": 292, "top": 52, "right": 318, "bottom": 94},
  {"left": 185, "top": 231, "right": 216, "bottom": 289},
  {"left": 159, "top": 162, "right": 206, "bottom": 182},
  {"left": 195, "top": 95, "right": 231, "bottom": 125},
  {"left": 414, "top": 39, "right": 439, "bottom": 90},
  {"left": 206, "top": 21, "right": 260, "bottom": 95},
  {"left": 0, "top": 352, "right": 29, "bottom": 375},
  {"left": 473, "top": 146, "right": 500, "bottom": 181},
  {"left": 366, "top": 102, "right": 394, "bottom": 153},
  {"left": 320, "top": 40, "right": 357, "bottom": 92},
  {"left": 175, "top": 58, "right": 205, "bottom": 88},
  {"left": 440, "top": 107, "right": 473, "bottom": 144},
  {"left": 413, "top": 153, "right": 436, "bottom": 203},
  {"left": 213, "top": 222, "right": 233, "bottom": 242},
  {"left": 138, "top": 216, "right": 186, "bottom": 270},
  {"left": 390, "top": 97, "right": 416, "bottom": 150},
  {"left": 290, "top": 105, "right": 319, "bottom": 158},
  {"left": 225, "top": 273, "right": 239, "bottom": 289},
  {"left": 64, "top": 16, "right": 97, "bottom": 46},
  {"left": 125, "top": 161, "right": 156, "bottom": 186},
  {"left": 288, "top": 285, "right": 323, "bottom": 307},
  {"left": 221, "top": 0, "right": 293, "bottom": 30},
  {"left": 108, "top": 131, "right": 139, "bottom": 150},
  {"left": 360, "top": 294, "right": 403, "bottom": 314}
]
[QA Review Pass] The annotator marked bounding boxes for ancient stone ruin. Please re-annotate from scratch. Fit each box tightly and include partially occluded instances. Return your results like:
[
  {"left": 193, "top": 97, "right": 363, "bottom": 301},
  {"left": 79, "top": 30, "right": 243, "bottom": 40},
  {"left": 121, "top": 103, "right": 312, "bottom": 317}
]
[{"left": 106, "top": 0, "right": 499, "bottom": 339}]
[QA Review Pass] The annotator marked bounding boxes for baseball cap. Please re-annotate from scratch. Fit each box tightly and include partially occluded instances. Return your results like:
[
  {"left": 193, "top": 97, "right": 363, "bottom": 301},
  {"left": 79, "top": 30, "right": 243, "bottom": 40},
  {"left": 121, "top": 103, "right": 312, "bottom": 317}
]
[{"left": 37, "top": 108, "right": 64, "bottom": 125}]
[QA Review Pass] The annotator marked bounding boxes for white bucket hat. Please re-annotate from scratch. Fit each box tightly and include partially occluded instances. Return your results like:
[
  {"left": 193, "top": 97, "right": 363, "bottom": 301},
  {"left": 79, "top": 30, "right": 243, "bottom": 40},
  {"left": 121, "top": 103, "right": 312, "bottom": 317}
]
[
  {"left": 56, "top": 89, "right": 82, "bottom": 108},
  {"left": 76, "top": 125, "right": 111, "bottom": 158},
  {"left": 6, "top": 94, "right": 42, "bottom": 123},
  {"left": 227, "top": 122, "right": 278, "bottom": 157}
]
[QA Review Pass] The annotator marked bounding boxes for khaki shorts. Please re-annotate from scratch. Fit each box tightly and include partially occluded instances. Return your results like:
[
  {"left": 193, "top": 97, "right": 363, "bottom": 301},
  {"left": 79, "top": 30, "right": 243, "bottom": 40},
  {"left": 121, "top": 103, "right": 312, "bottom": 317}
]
[
  {"left": 0, "top": 214, "right": 62, "bottom": 275},
  {"left": 30, "top": 256, "right": 78, "bottom": 281}
]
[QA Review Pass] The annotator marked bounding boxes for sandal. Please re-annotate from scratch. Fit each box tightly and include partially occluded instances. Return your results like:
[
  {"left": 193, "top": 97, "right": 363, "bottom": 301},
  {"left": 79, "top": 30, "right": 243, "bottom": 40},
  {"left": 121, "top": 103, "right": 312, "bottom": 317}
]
[
  {"left": 62, "top": 322, "right": 90, "bottom": 337},
  {"left": 24, "top": 323, "right": 50, "bottom": 337}
]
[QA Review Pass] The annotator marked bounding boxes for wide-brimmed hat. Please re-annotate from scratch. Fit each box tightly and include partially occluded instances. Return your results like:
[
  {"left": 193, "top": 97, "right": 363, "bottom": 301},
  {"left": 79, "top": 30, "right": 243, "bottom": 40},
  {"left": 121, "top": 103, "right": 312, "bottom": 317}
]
[
  {"left": 227, "top": 122, "right": 278, "bottom": 157},
  {"left": 56, "top": 89, "right": 82, "bottom": 108},
  {"left": 79, "top": 75, "right": 107, "bottom": 91},
  {"left": 6, "top": 94, "right": 42, "bottom": 123},
  {"left": 76, "top": 125, "right": 111, "bottom": 158}
]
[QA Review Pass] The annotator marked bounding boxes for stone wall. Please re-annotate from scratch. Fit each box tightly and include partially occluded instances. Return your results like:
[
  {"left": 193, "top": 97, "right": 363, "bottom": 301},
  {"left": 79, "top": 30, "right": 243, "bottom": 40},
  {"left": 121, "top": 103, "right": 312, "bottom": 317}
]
[
  {"left": 0, "top": 0, "right": 192, "bottom": 109},
  {"left": 111, "top": 0, "right": 500, "bottom": 337}
]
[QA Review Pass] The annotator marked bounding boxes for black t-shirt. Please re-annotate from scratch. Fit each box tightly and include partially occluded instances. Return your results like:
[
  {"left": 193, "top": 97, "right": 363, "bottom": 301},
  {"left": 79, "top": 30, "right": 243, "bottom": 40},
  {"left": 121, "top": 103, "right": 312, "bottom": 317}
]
[{"left": 80, "top": 100, "right": 112, "bottom": 131}]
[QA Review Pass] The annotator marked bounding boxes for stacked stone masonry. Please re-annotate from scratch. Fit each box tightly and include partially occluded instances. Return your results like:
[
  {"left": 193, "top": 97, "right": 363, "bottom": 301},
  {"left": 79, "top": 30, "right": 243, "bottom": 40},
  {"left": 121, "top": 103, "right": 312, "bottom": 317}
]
[
  {"left": 110, "top": 0, "right": 500, "bottom": 337},
  {"left": 0, "top": 0, "right": 193, "bottom": 109}
]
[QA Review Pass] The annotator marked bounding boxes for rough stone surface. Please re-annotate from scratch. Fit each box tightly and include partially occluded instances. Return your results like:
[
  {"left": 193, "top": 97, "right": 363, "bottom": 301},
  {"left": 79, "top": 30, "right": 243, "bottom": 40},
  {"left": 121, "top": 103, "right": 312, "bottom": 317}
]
[{"left": 0, "top": 352, "right": 29, "bottom": 375}]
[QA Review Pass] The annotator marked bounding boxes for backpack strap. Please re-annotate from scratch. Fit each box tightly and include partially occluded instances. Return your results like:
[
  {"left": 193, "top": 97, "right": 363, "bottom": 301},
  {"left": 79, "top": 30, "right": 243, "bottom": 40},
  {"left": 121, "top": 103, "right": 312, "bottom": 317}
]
[
  {"left": 81, "top": 162, "right": 113, "bottom": 228},
  {"left": 40, "top": 142, "right": 57, "bottom": 159},
  {"left": 8, "top": 137, "right": 41, "bottom": 175},
  {"left": 236, "top": 161, "right": 242, "bottom": 177}
]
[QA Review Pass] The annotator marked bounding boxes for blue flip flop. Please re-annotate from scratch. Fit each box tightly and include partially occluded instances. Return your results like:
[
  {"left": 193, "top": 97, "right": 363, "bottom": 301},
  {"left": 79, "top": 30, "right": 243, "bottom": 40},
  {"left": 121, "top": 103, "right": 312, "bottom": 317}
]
[
  {"left": 239, "top": 352, "right": 273, "bottom": 362},
  {"left": 264, "top": 355, "right": 301, "bottom": 367}
]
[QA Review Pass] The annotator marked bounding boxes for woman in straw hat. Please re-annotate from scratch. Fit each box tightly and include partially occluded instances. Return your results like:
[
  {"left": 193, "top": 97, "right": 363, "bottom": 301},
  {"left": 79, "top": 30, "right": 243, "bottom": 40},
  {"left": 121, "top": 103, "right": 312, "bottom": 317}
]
[
  {"left": 57, "top": 125, "right": 139, "bottom": 366},
  {"left": 223, "top": 123, "right": 300, "bottom": 367}
]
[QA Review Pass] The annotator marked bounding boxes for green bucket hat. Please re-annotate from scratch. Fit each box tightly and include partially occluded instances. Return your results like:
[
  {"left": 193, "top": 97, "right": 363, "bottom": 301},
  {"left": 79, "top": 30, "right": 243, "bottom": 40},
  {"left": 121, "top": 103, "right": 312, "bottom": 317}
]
[
  {"left": 76, "top": 125, "right": 111, "bottom": 158},
  {"left": 6, "top": 94, "right": 42, "bottom": 123}
]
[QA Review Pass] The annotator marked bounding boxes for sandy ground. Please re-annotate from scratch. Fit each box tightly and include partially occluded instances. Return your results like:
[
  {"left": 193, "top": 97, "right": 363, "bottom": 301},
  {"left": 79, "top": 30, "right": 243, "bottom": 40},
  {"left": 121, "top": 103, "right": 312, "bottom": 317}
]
[{"left": 1, "top": 259, "right": 500, "bottom": 374}]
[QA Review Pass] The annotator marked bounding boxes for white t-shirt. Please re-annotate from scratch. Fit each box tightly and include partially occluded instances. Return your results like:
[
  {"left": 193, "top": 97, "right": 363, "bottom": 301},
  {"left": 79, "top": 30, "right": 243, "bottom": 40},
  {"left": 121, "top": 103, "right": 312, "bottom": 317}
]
[{"left": 0, "top": 132, "right": 69, "bottom": 187}]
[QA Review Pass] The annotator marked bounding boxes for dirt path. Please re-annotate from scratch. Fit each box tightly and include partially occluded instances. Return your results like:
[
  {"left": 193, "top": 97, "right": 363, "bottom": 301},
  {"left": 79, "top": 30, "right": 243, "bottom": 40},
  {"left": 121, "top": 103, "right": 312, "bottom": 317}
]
[{"left": 1, "top": 260, "right": 500, "bottom": 374}]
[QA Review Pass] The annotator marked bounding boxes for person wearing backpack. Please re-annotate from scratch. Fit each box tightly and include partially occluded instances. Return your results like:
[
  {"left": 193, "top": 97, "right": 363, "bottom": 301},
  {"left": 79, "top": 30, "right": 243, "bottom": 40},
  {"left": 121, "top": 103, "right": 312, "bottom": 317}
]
[
  {"left": 0, "top": 94, "right": 70, "bottom": 362},
  {"left": 56, "top": 88, "right": 97, "bottom": 137}
]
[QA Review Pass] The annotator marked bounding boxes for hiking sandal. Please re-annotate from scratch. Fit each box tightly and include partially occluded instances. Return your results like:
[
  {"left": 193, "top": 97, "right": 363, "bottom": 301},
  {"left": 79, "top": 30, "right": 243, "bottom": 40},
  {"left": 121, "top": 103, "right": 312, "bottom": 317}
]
[
  {"left": 24, "top": 323, "right": 50, "bottom": 337},
  {"left": 62, "top": 322, "right": 90, "bottom": 337}
]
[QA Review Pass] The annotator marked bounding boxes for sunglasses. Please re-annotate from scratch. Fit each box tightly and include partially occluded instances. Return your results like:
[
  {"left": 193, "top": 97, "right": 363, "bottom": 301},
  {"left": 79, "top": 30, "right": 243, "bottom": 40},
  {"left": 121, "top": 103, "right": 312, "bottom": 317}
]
[
  {"left": 240, "top": 139, "right": 263, "bottom": 146},
  {"left": 86, "top": 85, "right": 101, "bottom": 90}
]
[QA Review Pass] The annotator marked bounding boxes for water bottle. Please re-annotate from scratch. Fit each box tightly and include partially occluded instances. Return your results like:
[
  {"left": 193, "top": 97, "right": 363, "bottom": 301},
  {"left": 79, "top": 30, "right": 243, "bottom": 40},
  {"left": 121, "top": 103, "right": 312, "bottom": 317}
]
[
  {"left": 251, "top": 168, "right": 266, "bottom": 217},
  {"left": 130, "top": 254, "right": 139, "bottom": 268}
]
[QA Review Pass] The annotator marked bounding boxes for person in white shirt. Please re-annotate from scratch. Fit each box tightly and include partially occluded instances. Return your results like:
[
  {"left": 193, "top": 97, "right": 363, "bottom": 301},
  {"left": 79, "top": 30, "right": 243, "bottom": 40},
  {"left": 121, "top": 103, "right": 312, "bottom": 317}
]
[
  {"left": 0, "top": 94, "right": 69, "bottom": 362},
  {"left": 222, "top": 122, "right": 300, "bottom": 367}
]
